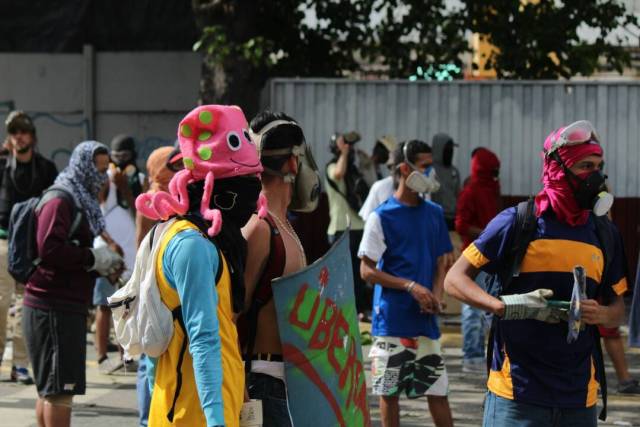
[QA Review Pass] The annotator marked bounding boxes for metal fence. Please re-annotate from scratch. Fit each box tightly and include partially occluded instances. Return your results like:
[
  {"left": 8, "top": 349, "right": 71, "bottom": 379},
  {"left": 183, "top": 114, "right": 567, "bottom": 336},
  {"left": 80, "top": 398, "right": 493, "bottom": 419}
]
[{"left": 263, "top": 79, "right": 640, "bottom": 197}]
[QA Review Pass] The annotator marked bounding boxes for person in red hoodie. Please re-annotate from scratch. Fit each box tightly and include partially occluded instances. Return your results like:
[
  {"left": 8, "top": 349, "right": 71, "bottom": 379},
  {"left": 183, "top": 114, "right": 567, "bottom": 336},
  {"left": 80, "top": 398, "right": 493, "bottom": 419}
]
[{"left": 455, "top": 147, "right": 500, "bottom": 373}]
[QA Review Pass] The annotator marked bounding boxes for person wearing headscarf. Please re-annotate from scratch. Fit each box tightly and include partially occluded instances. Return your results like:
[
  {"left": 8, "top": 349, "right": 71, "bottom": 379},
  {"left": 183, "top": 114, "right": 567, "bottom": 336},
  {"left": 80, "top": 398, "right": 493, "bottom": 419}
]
[
  {"left": 22, "top": 141, "right": 123, "bottom": 427},
  {"left": 445, "top": 121, "right": 628, "bottom": 426}
]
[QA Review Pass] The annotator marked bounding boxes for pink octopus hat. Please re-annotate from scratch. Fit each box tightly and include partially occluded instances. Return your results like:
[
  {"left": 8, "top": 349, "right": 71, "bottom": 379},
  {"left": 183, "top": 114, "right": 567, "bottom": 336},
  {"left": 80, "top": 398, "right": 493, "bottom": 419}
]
[
  {"left": 136, "top": 105, "right": 267, "bottom": 236},
  {"left": 178, "top": 105, "right": 263, "bottom": 180}
]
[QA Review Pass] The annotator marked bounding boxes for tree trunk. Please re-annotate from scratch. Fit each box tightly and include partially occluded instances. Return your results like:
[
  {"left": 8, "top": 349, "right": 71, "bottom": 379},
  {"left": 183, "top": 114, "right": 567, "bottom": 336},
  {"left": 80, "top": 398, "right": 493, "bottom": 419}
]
[{"left": 193, "top": 0, "right": 266, "bottom": 118}]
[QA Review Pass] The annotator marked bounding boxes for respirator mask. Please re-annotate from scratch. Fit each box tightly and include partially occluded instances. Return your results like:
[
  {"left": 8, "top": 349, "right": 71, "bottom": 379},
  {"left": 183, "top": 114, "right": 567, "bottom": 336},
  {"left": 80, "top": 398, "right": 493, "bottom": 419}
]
[
  {"left": 250, "top": 120, "right": 321, "bottom": 213},
  {"left": 546, "top": 120, "right": 614, "bottom": 217},
  {"left": 403, "top": 141, "right": 440, "bottom": 194}
]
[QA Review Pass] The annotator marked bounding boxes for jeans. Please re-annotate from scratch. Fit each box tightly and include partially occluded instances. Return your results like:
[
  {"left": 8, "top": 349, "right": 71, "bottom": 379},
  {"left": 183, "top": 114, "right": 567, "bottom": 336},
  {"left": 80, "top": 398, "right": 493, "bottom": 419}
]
[
  {"left": 462, "top": 271, "right": 489, "bottom": 362},
  {"left": 137, "top": 354, "right": 151, "bottom": 426},
  {"left": 483, "top": 392, "right": 597, "bottom": 427},
  {"left": 247, "top": 372, "right": 292, "bottom": 427}
]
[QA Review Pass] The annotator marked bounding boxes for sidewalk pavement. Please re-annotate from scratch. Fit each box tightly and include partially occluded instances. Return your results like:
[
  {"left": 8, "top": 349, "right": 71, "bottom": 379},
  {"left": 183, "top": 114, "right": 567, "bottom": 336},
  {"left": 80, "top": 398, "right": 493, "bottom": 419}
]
[{"left": 0, "top": 322, "right": 639, "bottom": 426}]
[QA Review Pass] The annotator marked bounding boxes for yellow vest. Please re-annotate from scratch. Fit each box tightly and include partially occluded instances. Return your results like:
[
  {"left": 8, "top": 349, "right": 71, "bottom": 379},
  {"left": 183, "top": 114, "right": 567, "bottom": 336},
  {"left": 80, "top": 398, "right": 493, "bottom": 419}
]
[{"left": 148, "top": 219, "right": 244, "bottom": 427}]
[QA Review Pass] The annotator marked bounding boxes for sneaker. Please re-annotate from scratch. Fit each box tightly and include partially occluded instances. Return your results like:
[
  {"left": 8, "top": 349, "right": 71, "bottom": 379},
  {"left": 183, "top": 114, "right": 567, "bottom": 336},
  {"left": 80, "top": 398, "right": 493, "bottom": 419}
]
[
  {"left": 11, "top": 366, "right": 34, "bottom": 385},
  {"left": 98, "top": 356, "right": 124, "bottom": 375},
  {"left": 618, "top": 379, "right": 640, "bottom": 394},
  {"left": 462, "top": 359, "right": 486, "bottom": 374}
]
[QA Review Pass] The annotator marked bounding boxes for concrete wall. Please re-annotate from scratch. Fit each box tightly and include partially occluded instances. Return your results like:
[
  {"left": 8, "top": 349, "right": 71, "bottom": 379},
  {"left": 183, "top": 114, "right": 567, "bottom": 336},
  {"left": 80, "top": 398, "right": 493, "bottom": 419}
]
[
  {"left": 263, "top": 78, "right": 640, "bottom": 197},
  {"left": 0, "top": 48, "right": 201, "bottom": 171}
]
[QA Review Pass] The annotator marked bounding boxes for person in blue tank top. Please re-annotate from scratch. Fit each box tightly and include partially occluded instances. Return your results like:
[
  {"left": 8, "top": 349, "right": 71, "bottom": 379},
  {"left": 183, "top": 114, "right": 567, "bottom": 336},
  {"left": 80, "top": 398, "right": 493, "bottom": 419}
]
[{"left": 359, "top": 140, "right": 454, "bottom": 427}]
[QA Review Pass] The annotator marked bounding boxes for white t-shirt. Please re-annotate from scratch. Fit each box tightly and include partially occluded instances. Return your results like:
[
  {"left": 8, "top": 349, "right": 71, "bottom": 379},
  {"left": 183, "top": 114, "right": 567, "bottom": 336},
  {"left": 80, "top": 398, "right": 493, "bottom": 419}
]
[
  {"left": 357, "top": 211, "right": 386, "bottom": 262},
  {"left": 94, "top": 170, "right": 137, "bottom": 280},
  {"left": 358, "top": 176, "right": 431, "bottom": 221},
  {"left": 359, "top": 177, "right": 394, "bottom": 221}
]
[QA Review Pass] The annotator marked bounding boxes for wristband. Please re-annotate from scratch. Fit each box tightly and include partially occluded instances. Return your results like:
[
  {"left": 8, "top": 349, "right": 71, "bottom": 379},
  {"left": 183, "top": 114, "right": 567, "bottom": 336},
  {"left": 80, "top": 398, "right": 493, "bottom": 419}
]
[{"left": 405, "top": 281, "right": 416, "bottom": 293}]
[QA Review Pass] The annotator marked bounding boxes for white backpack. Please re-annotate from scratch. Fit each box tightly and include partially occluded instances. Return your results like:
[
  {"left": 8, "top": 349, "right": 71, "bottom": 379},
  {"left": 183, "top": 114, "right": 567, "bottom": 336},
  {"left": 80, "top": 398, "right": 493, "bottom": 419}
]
[{"left": 107, "top": 218, "right": 177, "bottom": 358}]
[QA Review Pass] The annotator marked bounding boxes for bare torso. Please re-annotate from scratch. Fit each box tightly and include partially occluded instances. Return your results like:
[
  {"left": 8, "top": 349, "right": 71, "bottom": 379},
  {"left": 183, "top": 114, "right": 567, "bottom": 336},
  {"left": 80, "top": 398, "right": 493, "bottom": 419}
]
[{"left": 252, "top": 215, "right": 306, "bottom": 355}]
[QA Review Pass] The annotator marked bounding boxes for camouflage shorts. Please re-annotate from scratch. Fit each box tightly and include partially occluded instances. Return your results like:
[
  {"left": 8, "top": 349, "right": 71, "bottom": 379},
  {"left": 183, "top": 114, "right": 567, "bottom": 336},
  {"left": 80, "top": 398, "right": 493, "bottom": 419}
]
[{"left": 369, "top": 336, "right": 448, "bottom": 398}]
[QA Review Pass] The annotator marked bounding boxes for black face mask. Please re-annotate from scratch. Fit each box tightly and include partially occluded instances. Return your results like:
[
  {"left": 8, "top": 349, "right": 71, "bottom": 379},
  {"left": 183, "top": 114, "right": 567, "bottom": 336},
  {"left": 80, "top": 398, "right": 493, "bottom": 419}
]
[
  {"left": 443, "top": 142, "right": 454, "bottom": 167},
  {"left": 572, "top": 170, "right": 607, "bottom": 210},
  {"left": 373, "top": 143, "right": 389, "bottom": 165},
  {"left": 211, "top": 176, "right": 261, "bottom": 227}
]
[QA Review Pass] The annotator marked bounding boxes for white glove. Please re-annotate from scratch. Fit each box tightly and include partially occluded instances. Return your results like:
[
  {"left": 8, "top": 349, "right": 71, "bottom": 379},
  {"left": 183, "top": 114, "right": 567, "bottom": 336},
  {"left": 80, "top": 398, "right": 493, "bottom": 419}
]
[
  {"left": 89, "top": 246, "right": 123, "bottom": 276},
  {"left": 500, "top": 289, "right": 567, "bottom": 323}
]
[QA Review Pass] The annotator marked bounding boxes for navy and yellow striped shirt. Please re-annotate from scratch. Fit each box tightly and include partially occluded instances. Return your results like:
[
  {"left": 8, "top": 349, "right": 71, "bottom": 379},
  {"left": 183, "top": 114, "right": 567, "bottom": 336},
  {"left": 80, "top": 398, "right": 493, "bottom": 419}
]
[{"left": 463, "top": 207, "right": 627, "bottom": 408}]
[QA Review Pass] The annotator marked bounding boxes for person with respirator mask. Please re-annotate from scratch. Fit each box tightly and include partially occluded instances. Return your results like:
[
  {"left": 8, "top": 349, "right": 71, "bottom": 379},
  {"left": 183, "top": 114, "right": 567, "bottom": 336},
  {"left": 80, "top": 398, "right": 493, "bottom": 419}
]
[
  {"left": 358, "top": 140, "right": 454, "bottom": 427},
  {"left": 445, "top": 121, "right": 628, "bottom": 426},
  {"left": 241, "top": 111, "right": 320, "bottom": 427}
]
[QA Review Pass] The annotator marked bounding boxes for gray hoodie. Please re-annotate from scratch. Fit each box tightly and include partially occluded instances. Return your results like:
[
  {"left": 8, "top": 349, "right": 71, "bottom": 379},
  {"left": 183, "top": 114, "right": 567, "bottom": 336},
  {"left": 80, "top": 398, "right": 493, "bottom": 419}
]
[{"left": 431, "top": 133, "right": 460, "bottom": 228}]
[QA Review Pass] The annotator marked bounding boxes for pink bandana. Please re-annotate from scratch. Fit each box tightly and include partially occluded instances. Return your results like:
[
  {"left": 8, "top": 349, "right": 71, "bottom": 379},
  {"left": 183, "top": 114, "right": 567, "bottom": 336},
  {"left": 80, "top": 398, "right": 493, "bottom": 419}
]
[{"left": 535, "top": 127, "right": 603, "bottom": 226}]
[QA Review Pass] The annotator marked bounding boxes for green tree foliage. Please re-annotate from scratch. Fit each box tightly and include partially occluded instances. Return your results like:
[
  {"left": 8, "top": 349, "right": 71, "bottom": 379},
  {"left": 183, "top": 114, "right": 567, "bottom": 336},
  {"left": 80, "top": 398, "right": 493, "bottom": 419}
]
[
  {"left": 191, "top": 0, "right": 467, "bottom": 112},
  {"left": 192, "top": 0, "right": 639, "bottom": 111},
  {"left": 463, "top": 0, "right": 639, "bottom": 79},
  {"left": 364, "top": 0, "right": 467, "bottom": 78}
]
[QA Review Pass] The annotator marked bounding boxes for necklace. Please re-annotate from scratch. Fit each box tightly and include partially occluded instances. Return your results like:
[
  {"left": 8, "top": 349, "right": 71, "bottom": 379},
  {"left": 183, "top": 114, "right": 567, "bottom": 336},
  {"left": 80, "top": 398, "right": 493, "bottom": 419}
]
[{"left": 268, "top": 209, "right": 307, "bottom": 267}]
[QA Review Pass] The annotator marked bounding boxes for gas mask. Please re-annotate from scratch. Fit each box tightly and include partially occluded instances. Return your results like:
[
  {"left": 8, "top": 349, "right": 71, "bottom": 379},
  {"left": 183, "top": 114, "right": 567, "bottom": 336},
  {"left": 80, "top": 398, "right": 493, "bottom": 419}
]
[
  {"left": 250, "top": 120, "right": 321, "bottom": 213},
  {"left": 553, "top": 151, "right": 614, "bottom": 217},
  {"left": 406, "top": 165, "right": 440, "bottom": 194},
  {"left": 573, "top": 170, "right": 614, "bottom": 217},
  {"left": 403, "top": 141, "right": 440, "bottom": 194}
]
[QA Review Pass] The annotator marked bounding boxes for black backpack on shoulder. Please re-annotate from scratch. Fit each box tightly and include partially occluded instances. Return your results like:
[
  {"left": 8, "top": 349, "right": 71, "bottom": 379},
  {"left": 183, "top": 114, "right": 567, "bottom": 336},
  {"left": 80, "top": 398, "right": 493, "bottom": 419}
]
[{"left": 7, "top": 186, "right": 82, "bottom": 283}]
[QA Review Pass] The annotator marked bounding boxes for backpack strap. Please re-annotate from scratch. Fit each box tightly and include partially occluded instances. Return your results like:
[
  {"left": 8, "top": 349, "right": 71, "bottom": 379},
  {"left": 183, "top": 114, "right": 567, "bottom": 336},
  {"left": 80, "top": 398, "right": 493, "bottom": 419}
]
[
  {"left": 31, "top": 187, "right": 84, "bottom": 269},
  {"left": 167, "top": 306, "right": 188, "bottom": 423},
  {"left": 243, "top": 213, "right": 286, "bottom": 373},
  {"left": 487, "top": 198, "right": 537, "bottom": 373},
  {"left": 325, "top": 162, "right": 350, "bottom": 204},
  {"left": 590, "top": 214, "right": 616, "bottom": 421},
  {"left": 36, "top": 187, "right": 83, "bottom": 239}
]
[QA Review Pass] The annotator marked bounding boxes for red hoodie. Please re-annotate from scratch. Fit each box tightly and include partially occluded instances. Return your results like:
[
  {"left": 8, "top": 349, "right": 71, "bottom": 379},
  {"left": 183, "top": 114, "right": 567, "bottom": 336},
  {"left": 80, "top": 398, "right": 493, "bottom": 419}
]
[{"left": 455, "top": 148, "right": 501, "bottom": 249}]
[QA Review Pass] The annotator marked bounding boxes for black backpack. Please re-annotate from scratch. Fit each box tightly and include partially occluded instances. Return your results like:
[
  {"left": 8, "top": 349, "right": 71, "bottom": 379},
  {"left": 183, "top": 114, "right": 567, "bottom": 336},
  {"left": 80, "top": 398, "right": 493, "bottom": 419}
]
[
  {"left": 7, "top": 186, "right": 82, "bottom": 283},
  {"left": 486, "top": 198, "right": 614, "bottom": 421},
  {"left": 325, "top": 161, "right": 370, "bottom": 212}
]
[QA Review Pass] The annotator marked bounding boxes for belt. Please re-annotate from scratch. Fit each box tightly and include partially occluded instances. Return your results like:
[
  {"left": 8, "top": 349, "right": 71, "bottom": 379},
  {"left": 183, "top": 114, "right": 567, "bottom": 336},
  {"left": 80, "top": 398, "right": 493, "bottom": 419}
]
[{"left": 250, "top": 353, "right": 283, "bottom": 362}]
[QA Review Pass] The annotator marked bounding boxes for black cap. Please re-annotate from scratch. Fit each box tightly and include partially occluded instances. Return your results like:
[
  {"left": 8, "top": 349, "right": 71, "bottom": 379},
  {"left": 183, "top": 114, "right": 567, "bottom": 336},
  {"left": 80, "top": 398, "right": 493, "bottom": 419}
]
[{"left": 111, "top": 134, "right": 136, "bottom": 153}]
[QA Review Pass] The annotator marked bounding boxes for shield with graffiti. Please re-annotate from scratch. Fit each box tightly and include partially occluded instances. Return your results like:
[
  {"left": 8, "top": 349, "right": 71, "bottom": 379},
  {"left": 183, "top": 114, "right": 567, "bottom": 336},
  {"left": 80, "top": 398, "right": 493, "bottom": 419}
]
[{"left": 271, "top": 231, "right": 371, "bottom": 427}]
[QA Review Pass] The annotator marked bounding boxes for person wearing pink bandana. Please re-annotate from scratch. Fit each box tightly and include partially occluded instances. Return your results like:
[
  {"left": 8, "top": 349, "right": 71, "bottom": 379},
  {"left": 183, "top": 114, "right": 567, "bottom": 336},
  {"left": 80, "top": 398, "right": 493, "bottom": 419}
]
[{"left": 445, "top": 121, "right": 628, "bottom": 426}]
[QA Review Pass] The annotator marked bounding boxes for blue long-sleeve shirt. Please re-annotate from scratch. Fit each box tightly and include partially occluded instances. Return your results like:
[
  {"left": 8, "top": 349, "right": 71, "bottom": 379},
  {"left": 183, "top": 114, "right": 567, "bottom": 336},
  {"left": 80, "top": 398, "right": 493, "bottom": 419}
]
[{"left": 147, "top": 229, "right": 224, "bottom": 426}]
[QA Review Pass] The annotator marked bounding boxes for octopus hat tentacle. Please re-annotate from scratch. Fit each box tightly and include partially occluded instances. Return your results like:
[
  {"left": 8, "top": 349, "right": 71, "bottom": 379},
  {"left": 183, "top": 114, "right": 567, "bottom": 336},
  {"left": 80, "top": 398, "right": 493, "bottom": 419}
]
[
  {"left": 256, "top": 192, "right": 268, "bottom": 219},
  {"left": 135, "top": 193, "right": 162, "bottom": 221},
  {"left": 200, "top": 171, "right": 222, "bottom": 236},
  {"left": 153, "top": 191, "right": 189, "bottom": 219}
]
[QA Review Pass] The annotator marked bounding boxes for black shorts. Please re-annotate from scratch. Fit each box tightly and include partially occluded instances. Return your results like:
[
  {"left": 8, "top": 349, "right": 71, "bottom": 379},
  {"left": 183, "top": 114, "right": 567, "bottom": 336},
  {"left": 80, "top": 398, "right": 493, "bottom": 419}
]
[{"left": 23, "top": 305, "right": 87, "bottom": 396}]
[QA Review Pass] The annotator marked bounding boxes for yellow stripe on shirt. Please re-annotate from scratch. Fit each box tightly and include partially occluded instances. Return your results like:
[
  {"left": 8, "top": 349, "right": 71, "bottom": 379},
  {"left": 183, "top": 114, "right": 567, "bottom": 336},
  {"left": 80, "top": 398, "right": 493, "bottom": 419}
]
[
  {"left": 519, "top": 239, "right": 604, "bottom": 283},
  {"left": 612, "top": 278, "right": 628, "bottom": 295},
  {"left": 463, "top": 243, "right": 490, "bottom": 268},
  {"left": 487, "top": 351, "right": 514, "bottom": 400}
]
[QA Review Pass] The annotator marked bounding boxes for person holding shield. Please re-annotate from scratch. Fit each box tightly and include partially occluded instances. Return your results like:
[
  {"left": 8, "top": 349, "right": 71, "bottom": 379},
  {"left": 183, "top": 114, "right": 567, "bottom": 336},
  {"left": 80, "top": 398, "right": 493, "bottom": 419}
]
[{"left": 242, "top": 111, "right": 320, "bottom": 427}]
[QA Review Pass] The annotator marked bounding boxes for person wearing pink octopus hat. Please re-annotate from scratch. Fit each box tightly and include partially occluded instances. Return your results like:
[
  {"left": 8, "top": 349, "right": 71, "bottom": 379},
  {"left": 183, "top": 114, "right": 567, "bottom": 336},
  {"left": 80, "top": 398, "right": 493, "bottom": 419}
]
[
  {"left": 136, "top": 105, "right": 267, "bottom": 427},
  {"left": 445, "top": 121, "right": 628, "bottom": 426}
]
